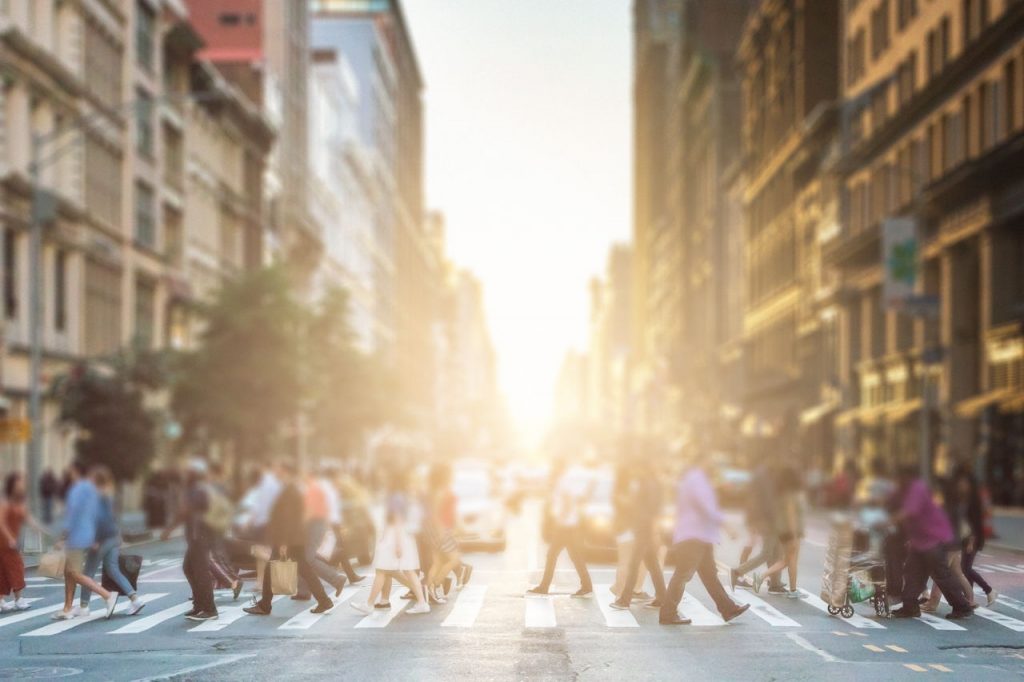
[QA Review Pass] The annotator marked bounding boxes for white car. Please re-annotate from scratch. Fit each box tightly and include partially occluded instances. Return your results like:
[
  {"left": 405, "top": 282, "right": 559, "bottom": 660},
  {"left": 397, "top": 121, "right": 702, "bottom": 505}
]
[{"left": 453, "top": 468, "right": 507, "bottom": 551}]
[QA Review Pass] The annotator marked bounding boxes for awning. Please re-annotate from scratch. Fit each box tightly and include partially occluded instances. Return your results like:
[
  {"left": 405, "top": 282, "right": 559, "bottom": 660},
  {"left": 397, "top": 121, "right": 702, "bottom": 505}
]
[
  {"left": 859, "top": 405, "right": 886, "bottom": 426},
  {"left": 800, "top": 399, "right": 840, "bottom": 426},
  {"left": 835, "top": 408, "right": 860, "bottom": 427},
  {"left": 887, "top": 398, "right": 923, "bottom": 423},
  {"left": 955, "top": 389, "right": 1014, "bottom": 418}
]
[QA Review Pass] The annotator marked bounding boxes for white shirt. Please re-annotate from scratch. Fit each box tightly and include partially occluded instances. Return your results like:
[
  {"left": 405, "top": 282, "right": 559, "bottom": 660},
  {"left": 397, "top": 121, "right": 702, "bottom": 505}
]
[{"left": 249, "top": 472, "right": 282, "bottom": 527}]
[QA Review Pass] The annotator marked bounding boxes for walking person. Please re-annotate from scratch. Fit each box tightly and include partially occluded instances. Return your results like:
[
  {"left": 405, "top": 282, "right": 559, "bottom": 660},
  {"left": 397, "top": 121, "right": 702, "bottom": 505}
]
[
  {"left": 891, "top": 466, "right": 974, "bottom": 620},
  {"left": 162, "top": 459, "right": 219, "bottom": 622},
  {"left": 205, "top": 463, "right": 243, "bottom": 601},
  {"left": 609, "top": 464, "right": 645, "bottom": 601},
  {"left": 292, "top": 470, "right": 346, "bottom": 602},
  {"left": 955, "top": 466, "right": 996, "bottom": 606},
  {"left": 329, "top": 470, "right": 365, "bottom": 584},
  {"left": 53, "top": 460, "right": 118, "bottom": 620},
  {"left": 425, "top": 464, "right": 471, "bottom": 601},
  {"left": 660, "top": 450, "right": 750, "bottom": 626},
  {"left": 730, "top": 464, "right": 785, "bottom": 594},
  {"left": 527, "top": 460, "right": 594, "bottom": 598},
  {"left": 39, "top": 469, "right": 58, "bottom": 525},
  {"left": 753, "top": 466, "right": 805, "bottom": 598},
  {"left": 0, "top": 472, "right": 51, "bottom": 612},
  {"left": 611, "top": 459, "right": 667, "bottom": 610},
  {"left": 921, "top": 471, "right": 974, "bottom": 612},
  {"left": 245, "top": 461, "right": 334, "bottom": 616},
  {"left": 78, "top": 466, "right": 145, "bottom": 616},
  {"left": 350, "top": 470, "right": 430, "bottom": 615}
]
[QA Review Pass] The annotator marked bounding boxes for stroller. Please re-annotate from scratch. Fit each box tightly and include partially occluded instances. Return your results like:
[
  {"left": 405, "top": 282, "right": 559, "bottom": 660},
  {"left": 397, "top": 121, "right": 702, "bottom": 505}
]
[{"left": 821, "top": 514, "right": 892, "bottom": 619}]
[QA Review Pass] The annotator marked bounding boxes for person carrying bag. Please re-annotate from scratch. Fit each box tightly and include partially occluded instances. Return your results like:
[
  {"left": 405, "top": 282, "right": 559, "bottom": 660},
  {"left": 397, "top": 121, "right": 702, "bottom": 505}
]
[{"left": 270, "top": 555, "right": 299, "bottom": 596}]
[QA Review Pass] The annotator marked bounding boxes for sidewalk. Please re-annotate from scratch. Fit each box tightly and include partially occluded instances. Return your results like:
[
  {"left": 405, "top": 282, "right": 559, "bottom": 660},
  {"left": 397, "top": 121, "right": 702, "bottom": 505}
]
[{"left": 991, "top": 507, "right": 1024, "bottom": 555}]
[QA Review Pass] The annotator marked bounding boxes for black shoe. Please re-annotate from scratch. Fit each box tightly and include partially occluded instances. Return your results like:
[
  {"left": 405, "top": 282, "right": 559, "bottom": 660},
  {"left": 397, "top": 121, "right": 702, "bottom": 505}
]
[
  {"left": 609, "top": 600, "right": 631, "bottom": 611},
  {"left": 185, "top": 610, "right": 218, "bottom": 622},
  {"left": 311, "top": 600, "right": 334, "bottom": 614},
  {"left": 333, "top": 577, "right": 347, "bottom": 598},
  {"left": 892, "top": 607, "right": 921, "bottom": 619},
  {"left": 292, "top": 594, "right": 312, "bottom": 602},
  {"left": 183, "top": 608, "right": 200, "bottom": 618},
  {"left": 232, "top": 582, "right": 243, "bottom": 601},
  {"left": 660, "top": 615, "right": 692, "bottom": 625},
  {"left": 243, "top": 605, "right": 271, "bottom": 616},
  {"left": 722, "top": 603, "right": 751, "bottom": 623},
  {"left": 572, "top": 588, "right": 593, "bottom": 599},
  {"left": 374, "top": 602, "right": 391, "bottom": 610},
  {"left": 946, "top": 609, "right": 973, "bottom": 620},
  {"left": 526, "top": 587, "right": 549, "bottom": 596}
]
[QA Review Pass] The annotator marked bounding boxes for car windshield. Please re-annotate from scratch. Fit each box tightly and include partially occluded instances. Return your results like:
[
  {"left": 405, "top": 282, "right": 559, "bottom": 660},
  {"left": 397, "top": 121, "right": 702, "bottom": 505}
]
[{"left": 453, "top": 471, "right": 491, "bottom": 499}]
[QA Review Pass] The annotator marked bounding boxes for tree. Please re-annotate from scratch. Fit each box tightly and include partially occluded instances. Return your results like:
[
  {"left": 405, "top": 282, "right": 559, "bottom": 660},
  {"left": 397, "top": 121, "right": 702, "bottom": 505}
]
[
  {"left": 53, "top": 348, "right": 165, "bottom": 483},
  {"left": 171, "top": 266, "right": 307, "bottom": 463}
]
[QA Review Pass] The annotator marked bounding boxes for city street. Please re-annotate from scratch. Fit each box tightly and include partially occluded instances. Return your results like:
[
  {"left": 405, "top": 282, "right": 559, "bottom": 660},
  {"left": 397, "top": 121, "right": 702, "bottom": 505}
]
[{"left": 2, "top": 502, "right": 1024, "bottom": 681}]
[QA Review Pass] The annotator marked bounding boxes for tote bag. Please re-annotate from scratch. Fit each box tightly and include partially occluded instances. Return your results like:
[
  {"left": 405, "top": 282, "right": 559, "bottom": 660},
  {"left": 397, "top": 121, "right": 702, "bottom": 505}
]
[
  {"left": 37, "top": 550, "right": 65, "bottom": 579},
  {"left": 269, "top": 560, "right": 298, "bottom": 596}
]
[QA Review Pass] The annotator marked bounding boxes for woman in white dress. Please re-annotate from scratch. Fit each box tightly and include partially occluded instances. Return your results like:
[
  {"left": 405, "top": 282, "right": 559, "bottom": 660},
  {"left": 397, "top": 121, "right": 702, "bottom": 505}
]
[{"left": 350, "top": 471, "right": 430, "bottom": 615}]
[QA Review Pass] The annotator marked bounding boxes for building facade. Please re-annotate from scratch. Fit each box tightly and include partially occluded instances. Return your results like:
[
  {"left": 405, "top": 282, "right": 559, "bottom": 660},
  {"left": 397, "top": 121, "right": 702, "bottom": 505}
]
[{"left": 828, "top": 0, "right": 1024, "bottom": 503}]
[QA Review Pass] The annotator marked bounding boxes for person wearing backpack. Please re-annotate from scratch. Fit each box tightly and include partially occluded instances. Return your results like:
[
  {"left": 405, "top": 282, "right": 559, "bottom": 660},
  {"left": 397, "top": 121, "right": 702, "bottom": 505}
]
[
  {"left": 205, "top": 463, "right": 243, "bottom": 601},
  {"left": 162, "top": 459, "right": 218, "bottom": 621}
]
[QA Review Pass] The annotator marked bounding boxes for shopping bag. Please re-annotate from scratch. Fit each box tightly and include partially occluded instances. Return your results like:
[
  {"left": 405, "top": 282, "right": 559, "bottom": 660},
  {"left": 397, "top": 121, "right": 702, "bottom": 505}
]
[
  {"left": 103, "top": 554, "right": 142, "bottom": 593},
  {"left": 37, "top": 550, "right": 65, "bottom": 579},
  {"left": 269, "top": 560, "right": 298, "bottom": 596},
  {"left": 316, "top": 530, "right": 337, "bottom": 562},
  {"left": 848, "top": 572, "right": 876, "bottom": 604},
  {"left": 251, "top": 544, "right": 272, "bottom": 562}
]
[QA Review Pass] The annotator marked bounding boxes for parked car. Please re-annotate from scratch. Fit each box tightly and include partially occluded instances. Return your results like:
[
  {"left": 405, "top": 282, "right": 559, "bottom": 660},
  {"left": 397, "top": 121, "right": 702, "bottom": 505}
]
[{"left": 453, "top": 467, "right": 507, "bottom": 551}]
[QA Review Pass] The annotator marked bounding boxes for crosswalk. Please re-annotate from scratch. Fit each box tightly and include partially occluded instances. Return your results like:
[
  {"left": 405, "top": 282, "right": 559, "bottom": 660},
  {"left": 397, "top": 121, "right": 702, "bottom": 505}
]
[{"left": 6, "top": 581, "right": 1024, "bottom": 638}]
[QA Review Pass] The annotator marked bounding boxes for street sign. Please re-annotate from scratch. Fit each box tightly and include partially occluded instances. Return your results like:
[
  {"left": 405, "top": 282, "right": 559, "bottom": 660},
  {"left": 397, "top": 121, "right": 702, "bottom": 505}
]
[
  {"left": 0, "top": 417, "right": 31, "bottom": 443},
  {"left": 882, "top": 217, "right": 918, "bottom": 309}
]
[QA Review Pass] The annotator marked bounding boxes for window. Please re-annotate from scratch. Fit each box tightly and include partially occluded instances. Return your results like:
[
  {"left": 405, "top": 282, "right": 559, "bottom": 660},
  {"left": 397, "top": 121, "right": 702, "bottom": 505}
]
[
  {"left": 942, "top": 110, "right": 964, "bottom": 171},
  {"left": 85, "top": 136, "right": 122, "bottom": 228},
  {"left": 164, "top": 205, "right": 183, "bottom": 266},
  {"left": 84, "top": 260, "right": 122, "bottom": 356},
  {"left": 134, "top": 182, "right": 156, "bottom": 249},
  {"left": 135, "top": 89, "right": 153, "bottom": 157},
  {"left": 3, "top": 229, "right": 18, "bottom": 321},
  {"left": 1005, "top": 60, "right": 1018, "bottom": 135},
  {"left": 84, "top": 25, "right": 122, "bottom": 108},
  {"left": 848, "top": 29, "right": 867, "bottom": 86},
  {"left": 135, "top": 0, "right": 155, "bottom": 72},
  {"left": 871, "top": 1, "right": 891, "bottom": 59},
  {"left": 897, "top": 52, "right": 918, "bottom": 106},
  {"left": 963, "top": 93, "right": 975, "bottom": 157},
  {"left": 54, "top": 248, "right": 67, "bottom": 333},
  {"left": 897, "top": 0, "right": 918, "bottom": 30},
  {"left": 134, "top": 276, "right": 155, "bottom": 348},
  {"left": 163, "top": 123, "right": 183, "bottom": 190},
  {"left": 963, "top": 0, "right": 990, "bottom": 45},
  {"left": 927, "top": 17, "right": 951, "bottom": 79}
]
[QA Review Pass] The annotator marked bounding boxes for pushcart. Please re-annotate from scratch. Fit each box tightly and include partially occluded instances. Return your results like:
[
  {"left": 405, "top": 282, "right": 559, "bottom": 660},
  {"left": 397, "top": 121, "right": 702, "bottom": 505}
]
[{"left": 820, "top": 515, "right": 891, "bottom": 619}]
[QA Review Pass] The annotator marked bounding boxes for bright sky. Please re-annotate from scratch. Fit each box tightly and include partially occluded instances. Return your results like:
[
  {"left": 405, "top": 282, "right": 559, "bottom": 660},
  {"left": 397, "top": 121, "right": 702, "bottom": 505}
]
[{"left": 403, "top": 0, "right": 632, "bottom": 444}]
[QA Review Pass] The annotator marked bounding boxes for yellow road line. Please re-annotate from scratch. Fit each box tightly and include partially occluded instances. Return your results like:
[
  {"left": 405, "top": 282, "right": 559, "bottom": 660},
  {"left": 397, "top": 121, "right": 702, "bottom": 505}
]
[
  {"left": 929, "top": 664, "right": 952, "bottom": 673},
  {"left": 863, "top": 644, "right": 885, "bottom": 652},
  {"left": 886, "top": 645, "right": 908, "bottom": 653},
  {"left": 831, "top": 630, "right": 848, "bottom": 637}
]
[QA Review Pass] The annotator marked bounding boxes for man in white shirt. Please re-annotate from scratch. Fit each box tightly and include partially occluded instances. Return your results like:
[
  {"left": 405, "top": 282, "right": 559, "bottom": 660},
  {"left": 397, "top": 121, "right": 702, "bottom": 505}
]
[{"left": 527, "top": 461, "right": 594, "bottom": 598}]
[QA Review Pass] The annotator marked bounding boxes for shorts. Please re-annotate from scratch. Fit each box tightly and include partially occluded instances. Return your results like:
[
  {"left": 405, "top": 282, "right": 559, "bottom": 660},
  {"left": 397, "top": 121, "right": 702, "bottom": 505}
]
[{"left": 64, "top": 549, "right": 86, "bottom": 576}]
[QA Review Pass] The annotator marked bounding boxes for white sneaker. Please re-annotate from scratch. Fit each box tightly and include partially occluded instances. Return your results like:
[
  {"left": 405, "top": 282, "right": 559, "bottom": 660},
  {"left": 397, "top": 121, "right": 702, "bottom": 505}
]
[
  {"left": 51, "top": 610, "right": 75, "bottom": 620},
  {"left": 13, "top": 598, "right": 31, "bottom": 611},
  {"left": 349, "top": 601, "right": 371, "bottom": 616},
  {"left": 987, "top": 590, "right": 998, "bottom": 606},
  {"left": 0, "top": 600, "right": 12, "bottom": 613},
  {"left": 126, "top": 599, "right": 145, "bottom": 616},
  {"left": 105, "top": 593, "right": 119, "bottom": 619},
  {"left": 407, "top": 602, "right": 430, "bottom": 615},
  {"left": 72, "top": 605, "right": 91, "bottom": 618}
]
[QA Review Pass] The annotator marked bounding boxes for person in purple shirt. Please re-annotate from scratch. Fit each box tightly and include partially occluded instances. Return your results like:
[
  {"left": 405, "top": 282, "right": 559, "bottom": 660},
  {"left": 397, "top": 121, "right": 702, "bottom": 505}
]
[
  {"left": 659, "top": 449, "right": 749, "bottom": 625},
  {"left": 891, "top": 466, "right": 973, "bottom": 620}
]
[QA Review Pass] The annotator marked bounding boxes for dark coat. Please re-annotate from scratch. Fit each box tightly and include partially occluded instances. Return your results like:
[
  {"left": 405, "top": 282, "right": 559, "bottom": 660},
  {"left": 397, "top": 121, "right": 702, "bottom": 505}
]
[{"left": 266, "top": 482, "right": 305, "bottom": 547}]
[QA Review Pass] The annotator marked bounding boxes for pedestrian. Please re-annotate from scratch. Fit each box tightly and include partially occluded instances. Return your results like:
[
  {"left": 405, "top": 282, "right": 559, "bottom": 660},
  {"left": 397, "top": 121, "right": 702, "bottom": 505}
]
[
  {"left": 78, "top": 466, "right": 145, "bottom": 616},
  {"left": 611, "top": 458, "right": 667, "bottom": 610},
  {"left": 0, "top": 472, "right": 51, "bottom": 612},
  {"left": 753, "top": 466, "right": 805, "bottom": 598},
  {"left": 350, "top": 470, "right": 430, "bottom": 615},
  {"left": 206, "top": 462, "right": 243, "bottom": 601},
  {"left": 527, "top": 460, "right": 594, "bottom": 598},
  {"left": 609, "top": 464, "right": 644, "bottom": 601},
  {"left": 660, "top": 449, "right": 750, "bottom": 626},
  {"left": 891, "top": 466, "right": 974, "bottom": 620},
  {"left": 329, "top": 470, "right": 366, "bottom": 584},
  {"left": 244, "top": 461, "right": 334, "bottom": 616},
  {"left": 730, "top": 464, "right": 785, "bottom": 594},
  {"left": 921, "top": 471, "right": 975, "bottom": 613},
  {"left": 954, "top": 465, "right": 996, "bottom": 606},
  {"left": 854, "top": 457, "right": 903, "bottom": 603},
  {"left": 161, "top": 459, "right": 219, "bottom": 622},
  {"left": 39, "top": 468, "right": 58, "bottom": 525},
  {"left": 53, "top": 460, "right": 118, "bottom": 620},
  {"left": 292, "top": 469, "right": 346, "bottom": 602},
  {"left": 425, "top": 464, "right": 471, "bottom": 602}
]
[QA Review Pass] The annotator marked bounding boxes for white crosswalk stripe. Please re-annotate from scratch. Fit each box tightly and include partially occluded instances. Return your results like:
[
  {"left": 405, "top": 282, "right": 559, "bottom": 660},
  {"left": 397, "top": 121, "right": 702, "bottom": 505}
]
[
  {"left": 354, "top": 599, "right": 408, "bottom": 628},
  {"left": 524, "top": 594, "right": 556, "bottom": 628},
  {"left": 732, "top": 591, "right": 800, "bottom": 627},
  {"left": 189, "top": 596, "right": 285, "bottom": 632},
  {"left": 593, "top": 584, "right": 638, "bottom": 628},
  {"left": 442, "top": 585, "right": 488, "bottom": 628},
  {"left": 21, "top": 593, "right": 166, "bottom": 637},
  {"left": 109, "top": 600, "right": 194, "bottom": 634},
  {"left": 0, "top": 597, "right": 99, "bottom": 630},
  {"left": 680, "top": 593, "right": 725, "bottom": 626},
  {"left": 915, "top": 613, "right": 966, "bottom": 631},
  {"left": 796, "top": 589, "right": 886, "bottom": 629},
  {"left": 973, "top": 606, "right": 1024, "bottom": 632},
  {"left": 279, "top": 587, "right": 360, "bottom": 630}
]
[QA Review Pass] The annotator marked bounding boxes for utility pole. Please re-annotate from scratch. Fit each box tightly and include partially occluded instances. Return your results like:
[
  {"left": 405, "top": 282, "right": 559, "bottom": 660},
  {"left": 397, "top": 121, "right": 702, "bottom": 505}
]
[{"left": 27, "top": 133, "right": 45, "bottom": 518}]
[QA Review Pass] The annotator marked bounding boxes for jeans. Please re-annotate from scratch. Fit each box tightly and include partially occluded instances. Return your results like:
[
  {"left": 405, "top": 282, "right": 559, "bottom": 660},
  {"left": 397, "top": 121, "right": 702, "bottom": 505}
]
[
  {"left": 615, "top": 526, "right": 666, "bottom": 604},
  {"left": 901, "top": 545, "right": 973, "bottom": 613},
  {"left": 257, "top": 545, "right": 329, "bottom": 611},
  {"left": 661, "top": 540, "right": 739, "bottom": 621},
  {"left": 297, "top": 520, "right": 343, "bottom": 596},
  {"left": 537, "top": 525, "right": 592, "bottom": 592},
  {"left": 961, "top": 546, "right": 992, "bottom": 595},
  {"left": 183, "top": 538, "right": 216, "bottom": 614},
  {"left": 80, "top": 537, "right": 133, "bottom": 604}
]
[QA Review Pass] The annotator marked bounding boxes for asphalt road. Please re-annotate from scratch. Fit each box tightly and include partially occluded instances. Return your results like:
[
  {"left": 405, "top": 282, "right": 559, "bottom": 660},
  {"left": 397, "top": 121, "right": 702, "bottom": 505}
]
[{"left": 2, "top": 501, "right": 1024, "bottom": 681}]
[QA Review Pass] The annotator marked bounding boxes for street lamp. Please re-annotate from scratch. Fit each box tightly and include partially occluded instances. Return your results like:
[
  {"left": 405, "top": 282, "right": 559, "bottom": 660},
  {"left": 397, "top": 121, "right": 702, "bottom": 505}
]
[{"left": 24, "top": 91, "right": 224, "bottom": 516}]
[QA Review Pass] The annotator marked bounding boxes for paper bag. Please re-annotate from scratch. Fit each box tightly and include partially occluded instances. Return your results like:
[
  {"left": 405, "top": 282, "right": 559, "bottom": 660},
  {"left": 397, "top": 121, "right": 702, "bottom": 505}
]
[
  {"left": 38, "top": 550, "right": 66, "bottom": 579},
  {"left": 270, "top": 560, "right": 298, "bottom": 596}
]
